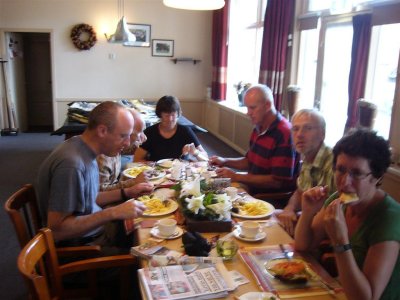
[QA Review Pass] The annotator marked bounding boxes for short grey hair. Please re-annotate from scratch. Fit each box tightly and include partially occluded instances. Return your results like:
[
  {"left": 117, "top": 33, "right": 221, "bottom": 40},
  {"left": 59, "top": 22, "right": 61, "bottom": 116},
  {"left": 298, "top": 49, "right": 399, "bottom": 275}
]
[{"left": 292, "top": 109, "right": 326, "bottom": 133}]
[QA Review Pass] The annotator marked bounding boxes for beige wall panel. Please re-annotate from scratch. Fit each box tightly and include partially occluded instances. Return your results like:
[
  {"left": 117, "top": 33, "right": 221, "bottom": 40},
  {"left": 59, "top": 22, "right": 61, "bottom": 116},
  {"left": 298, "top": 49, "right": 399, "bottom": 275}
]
[
  {"left": 204, "top": 101, "right": 219, "bottom": 133},
  {"left": 180, "top": 100, "right": 204, "bottom": 127},
  {"left": 219, "top": 108, "right": 234, "bottom": 141},
  {"left": 234, "top": 114, "right": 252, "bottom": 151},
  {"left": 382, "top": 167, "right": 400, "bottom": 202}
]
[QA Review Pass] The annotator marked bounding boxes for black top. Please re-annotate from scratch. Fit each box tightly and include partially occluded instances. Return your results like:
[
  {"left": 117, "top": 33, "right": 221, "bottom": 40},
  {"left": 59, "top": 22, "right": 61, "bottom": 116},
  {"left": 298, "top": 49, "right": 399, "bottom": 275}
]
[{"left": 141, "top": 124, "right": 201, "bottom": 161}]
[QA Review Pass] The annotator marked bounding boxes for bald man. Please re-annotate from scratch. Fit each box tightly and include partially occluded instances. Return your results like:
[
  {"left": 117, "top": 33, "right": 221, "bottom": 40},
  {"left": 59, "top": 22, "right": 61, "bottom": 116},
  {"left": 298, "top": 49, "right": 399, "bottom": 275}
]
[
  {"left": 210, "top": 84, "right": 299, "bottom": 207},
  {"left": 97, "top": 108, "right": 149, "bottom": 193},
  {"left": 37, "top": 101, "right": 152, "bottom": 253}
]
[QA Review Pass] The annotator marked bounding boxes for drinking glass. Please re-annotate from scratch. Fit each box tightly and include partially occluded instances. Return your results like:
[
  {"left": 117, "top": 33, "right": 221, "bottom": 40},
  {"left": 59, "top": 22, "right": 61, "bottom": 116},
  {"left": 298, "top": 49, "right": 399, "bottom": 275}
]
[{"left": 216, "top": 238, "right": 238, "bottom": 260}]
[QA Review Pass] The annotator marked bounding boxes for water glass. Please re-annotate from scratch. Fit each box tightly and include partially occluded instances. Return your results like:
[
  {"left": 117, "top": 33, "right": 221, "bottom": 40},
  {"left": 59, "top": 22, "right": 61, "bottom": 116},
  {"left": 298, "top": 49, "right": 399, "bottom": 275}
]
[{"left": 216, "top": 238, "right": 238, "bottom": 260}]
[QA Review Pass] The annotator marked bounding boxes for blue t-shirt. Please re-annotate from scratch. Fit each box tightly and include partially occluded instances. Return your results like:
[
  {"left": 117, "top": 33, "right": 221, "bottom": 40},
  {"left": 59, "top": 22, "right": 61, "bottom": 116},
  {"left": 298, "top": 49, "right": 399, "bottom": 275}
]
[{"left": 36, "top": 136, "right": 102, "bottom": 237}]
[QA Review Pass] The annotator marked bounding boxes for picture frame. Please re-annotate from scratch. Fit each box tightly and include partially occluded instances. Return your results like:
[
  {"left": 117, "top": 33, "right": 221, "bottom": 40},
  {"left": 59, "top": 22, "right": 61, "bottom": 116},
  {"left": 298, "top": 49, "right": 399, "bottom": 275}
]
[
  {"left": 152, "top": 39, "right": 174, "bottom": 57},
  {"left": 125, "top": 23, "right": 151, "bottom": 47}
]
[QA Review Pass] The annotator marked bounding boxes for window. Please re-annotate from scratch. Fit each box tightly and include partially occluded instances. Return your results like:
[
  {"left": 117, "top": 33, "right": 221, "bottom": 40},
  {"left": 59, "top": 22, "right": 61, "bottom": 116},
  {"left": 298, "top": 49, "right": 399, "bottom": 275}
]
[
  {"left": 226, "top": 0, "right": 267, "bottom": 106},
  {"left": 295, "top": 0, "right": 400, "bottom": 149},
  {"left": 364, "top": 23, "right": 400, "bottom": 140}
]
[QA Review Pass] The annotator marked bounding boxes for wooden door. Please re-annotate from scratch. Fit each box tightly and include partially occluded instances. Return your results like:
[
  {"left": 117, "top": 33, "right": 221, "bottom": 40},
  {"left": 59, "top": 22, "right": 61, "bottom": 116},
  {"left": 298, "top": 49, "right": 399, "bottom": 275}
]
[{"left": 23, "top": 33, "right": 53, "bottom": 131}]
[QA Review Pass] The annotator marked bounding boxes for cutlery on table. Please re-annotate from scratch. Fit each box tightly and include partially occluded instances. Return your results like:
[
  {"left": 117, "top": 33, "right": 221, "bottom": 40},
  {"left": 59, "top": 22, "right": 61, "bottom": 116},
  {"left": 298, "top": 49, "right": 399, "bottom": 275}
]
[{"left": 279, "top": 244, "right": 294, "bottom": 259}]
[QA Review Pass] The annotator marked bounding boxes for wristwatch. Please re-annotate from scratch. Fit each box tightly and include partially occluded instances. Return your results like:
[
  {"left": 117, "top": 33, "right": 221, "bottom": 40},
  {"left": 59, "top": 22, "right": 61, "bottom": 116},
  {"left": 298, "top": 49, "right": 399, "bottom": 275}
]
[{"left": 333, "top": 243, "right": 352, "bottom": 253}]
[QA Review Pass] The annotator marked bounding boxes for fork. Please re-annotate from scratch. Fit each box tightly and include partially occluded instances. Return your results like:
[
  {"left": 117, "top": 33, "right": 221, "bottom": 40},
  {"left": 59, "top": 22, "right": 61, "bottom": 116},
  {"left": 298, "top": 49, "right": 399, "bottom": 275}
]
[{"left": 279, "top": 244, "right": 294, "bottom": 259}]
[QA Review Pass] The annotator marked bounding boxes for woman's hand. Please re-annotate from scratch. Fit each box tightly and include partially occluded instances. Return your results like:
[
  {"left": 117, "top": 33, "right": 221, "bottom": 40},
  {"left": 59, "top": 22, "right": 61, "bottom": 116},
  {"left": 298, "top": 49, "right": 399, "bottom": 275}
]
[
  {"left": 323, "top": 199, "right": 349, "bottom": 245},
  {"left": 182, "top": 143, "right": 197, "bottom": 156},
  {"left": 301, "top": 186, "right": 328, "bottom": 215}
]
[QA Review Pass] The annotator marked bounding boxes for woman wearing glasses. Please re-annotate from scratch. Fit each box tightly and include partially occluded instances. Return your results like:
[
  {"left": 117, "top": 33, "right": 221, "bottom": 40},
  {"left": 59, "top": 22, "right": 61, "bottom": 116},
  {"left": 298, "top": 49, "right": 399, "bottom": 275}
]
[{"left": 295, "top": 129, "right": 400, "bottom": 300}]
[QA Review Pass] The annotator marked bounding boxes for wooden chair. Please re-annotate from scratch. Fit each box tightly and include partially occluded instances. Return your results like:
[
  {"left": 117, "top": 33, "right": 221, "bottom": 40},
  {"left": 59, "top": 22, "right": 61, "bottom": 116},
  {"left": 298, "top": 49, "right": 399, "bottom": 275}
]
[
  {"left": 18, "top": 228, "right": 137, "bottom": 300},
  {"left": 6, "top": 184, "right": 136, "bottom": 298},
  {"left": 4, "top": 184, "right": 100, "bottom": 256}
]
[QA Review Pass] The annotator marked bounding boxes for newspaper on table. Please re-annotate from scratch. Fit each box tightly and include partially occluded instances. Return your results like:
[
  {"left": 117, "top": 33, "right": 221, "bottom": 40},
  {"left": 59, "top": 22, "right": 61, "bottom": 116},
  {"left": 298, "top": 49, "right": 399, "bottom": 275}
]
[
  {"left": 130, "top": 240, "right": 182, "bottom": 260},
  {"left": 138, "top": 256, "right": 236, "bottom": 300}
]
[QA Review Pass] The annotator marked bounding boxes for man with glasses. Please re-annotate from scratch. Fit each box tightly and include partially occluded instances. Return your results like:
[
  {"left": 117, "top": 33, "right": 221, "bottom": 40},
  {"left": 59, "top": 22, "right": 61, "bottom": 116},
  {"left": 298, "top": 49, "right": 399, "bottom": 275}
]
[
  {"left": 277, "top": 109, "right": 336, "bottom": 236},
  {"left": 36, "top": 101, "right": 152, "bottom": 253},
  {"left": 210, "top": 84, "right": 299, "bottom": 206}
]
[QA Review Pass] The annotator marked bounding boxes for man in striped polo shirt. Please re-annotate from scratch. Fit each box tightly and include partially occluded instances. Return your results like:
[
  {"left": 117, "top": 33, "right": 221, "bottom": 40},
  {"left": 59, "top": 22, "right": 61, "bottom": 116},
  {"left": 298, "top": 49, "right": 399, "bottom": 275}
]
[{"left": 210, "top": 84, "right": 299, "bottom": 208}]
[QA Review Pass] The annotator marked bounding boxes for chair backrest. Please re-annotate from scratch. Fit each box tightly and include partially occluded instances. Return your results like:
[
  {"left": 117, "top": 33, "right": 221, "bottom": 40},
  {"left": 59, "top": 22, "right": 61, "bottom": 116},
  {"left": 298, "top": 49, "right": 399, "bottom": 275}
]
[
  {"left": 4, "top": 184, "right": 42, "bottom": 249},
  {"left": 18, "top": 228, "right": 138, "bottom": 300},
  {"left": 17, "top": 228, "right": 64, "bottom": 300}
]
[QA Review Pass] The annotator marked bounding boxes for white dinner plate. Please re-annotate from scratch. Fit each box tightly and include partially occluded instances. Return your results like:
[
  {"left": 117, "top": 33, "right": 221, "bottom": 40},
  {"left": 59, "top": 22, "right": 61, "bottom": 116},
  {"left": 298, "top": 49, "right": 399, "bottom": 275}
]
[
  {"left": 146, "top": 170, "right": 166, "bottom": 181},
  {"left": 231, "top": 198, "right": 275, "bottom": 219},
  {"left": 142, "top": 199, "right": 179, "bottom": 217},
  {"left": 150, "top": 226, "right": 184, "bottom": 240},
  {"left": 238, "top": 292, "right": 279, "bottom": 300},
  {"left": 123, "top": 165, "right": 152, "bottom": 179},
  {"left": 156, "top": 158, "right": 174, "bottom": 168},
  {"left": 233, "top": 228, "right": 266, "bottom": 242},
  {"left": 165, "top": 173, "right": 185, "bottom": 181}
]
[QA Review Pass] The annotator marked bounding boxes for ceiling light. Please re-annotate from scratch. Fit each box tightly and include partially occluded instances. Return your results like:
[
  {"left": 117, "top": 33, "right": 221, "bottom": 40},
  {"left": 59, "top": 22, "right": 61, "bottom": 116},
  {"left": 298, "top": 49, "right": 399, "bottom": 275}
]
[
  {"left": 163, "top": 0, "right": 225, "bottom": 10},
  {"left": 105, "top": 0, "right": 136, "bottom": 43}
]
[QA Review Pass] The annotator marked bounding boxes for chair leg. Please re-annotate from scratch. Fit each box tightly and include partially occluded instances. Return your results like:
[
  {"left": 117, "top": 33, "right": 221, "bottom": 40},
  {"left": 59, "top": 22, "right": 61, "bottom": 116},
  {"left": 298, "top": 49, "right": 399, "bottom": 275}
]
[
  {"left": 88, "top": 270, "right": 98, "bottom": 298},
  {"left": 119, "top": 267, "right": 130, "bottom": 300}
]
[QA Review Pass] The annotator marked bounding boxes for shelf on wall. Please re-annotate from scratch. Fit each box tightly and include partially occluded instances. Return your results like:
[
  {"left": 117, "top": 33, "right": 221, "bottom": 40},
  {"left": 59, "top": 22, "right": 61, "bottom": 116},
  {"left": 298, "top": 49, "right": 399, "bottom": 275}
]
[{"left": 171, "top": 58, "right": 201, "bottom": 65}]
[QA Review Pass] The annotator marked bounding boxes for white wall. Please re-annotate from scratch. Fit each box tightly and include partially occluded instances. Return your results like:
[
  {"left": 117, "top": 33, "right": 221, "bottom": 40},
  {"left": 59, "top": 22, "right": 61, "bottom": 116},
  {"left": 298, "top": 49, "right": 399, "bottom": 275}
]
[{"left": 0, "top": 0, "right": 212, "bottom": 127}]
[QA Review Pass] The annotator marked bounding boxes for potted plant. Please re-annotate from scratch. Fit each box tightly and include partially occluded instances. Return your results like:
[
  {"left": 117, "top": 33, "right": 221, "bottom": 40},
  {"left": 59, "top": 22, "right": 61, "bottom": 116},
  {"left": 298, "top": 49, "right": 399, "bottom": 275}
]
[
  {"left": 234, "top": 81, "right": 252, "bottom": 106},
  {"left": 174, "top": 177, "right": 233, "bottom": 232}
]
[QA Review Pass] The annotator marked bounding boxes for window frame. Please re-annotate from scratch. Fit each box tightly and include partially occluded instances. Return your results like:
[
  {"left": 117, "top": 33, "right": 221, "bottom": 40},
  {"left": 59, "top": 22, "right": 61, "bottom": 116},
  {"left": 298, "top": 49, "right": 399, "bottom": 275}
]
[{"left": 291, "top": 0, "right": 400, "bottom": 157}]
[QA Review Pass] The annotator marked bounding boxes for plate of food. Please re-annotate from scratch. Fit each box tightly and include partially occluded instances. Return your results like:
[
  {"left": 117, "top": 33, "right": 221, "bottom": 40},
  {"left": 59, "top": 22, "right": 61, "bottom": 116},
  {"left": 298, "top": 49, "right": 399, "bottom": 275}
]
[
  {"left": 137, "top": 195, "right": 178, "bottom": 217},
  {"left": 144, "top": 169, "right": 166, "bottom": 181},
  {"left": 231, "top": 197, "right": 275, "bottom": 219},
  {"left": 123, "top": 165, "right": 152, "bottom": 179},
  {"left": 265, "top": 258, "right": 311, "bottom": 284},
  {"left": 156, "top": 158, "right": 175, "bottom": 169}
]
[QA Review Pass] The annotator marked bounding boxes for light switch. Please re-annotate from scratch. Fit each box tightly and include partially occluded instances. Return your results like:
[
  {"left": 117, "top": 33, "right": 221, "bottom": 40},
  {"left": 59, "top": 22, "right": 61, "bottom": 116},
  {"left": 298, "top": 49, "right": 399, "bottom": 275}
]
[{"left": 109, "top": 53, "right": 116, "bottom": 60}]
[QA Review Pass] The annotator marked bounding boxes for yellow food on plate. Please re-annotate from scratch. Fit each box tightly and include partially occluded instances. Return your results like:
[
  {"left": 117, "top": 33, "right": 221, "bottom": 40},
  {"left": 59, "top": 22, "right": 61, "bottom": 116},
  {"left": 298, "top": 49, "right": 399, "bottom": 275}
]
[
  {"left": 124, "top": 165, "right": 151, "bottom": 178},
  {"left": 339, "top": 192, "right": 359, "bottom": 204},
  {"left": 138, "top": 195, "right": 171, "bottom": 215},
  {"left": 240, "top": 201, "right": 270, "bottom": 216}
]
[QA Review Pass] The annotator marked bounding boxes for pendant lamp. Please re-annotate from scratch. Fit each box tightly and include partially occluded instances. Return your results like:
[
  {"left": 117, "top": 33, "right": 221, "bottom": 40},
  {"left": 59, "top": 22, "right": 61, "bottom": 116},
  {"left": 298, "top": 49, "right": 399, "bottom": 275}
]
[
  {"left": 106, "top": 0, "right": 136, "bottom": 43},
  {"left": 163, "top": 0, "right": 225, "bottom": 10}
]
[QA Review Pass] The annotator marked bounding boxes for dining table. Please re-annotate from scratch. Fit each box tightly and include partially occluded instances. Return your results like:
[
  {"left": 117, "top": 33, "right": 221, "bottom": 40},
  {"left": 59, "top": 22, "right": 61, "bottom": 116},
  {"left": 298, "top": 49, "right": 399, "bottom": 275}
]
[{"left": 125, "top": 160, "right": 347, "bottom": 300}]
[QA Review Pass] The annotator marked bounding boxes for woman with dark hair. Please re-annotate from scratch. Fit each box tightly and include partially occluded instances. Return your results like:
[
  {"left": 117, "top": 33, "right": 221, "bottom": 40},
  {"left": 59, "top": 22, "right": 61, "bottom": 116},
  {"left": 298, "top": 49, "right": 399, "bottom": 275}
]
[
  {"left": 295, "top": 129, "right": 400, "bottom": 300},
  {"left": 134, "top": 95, "right": 208, "bottom": 162}
]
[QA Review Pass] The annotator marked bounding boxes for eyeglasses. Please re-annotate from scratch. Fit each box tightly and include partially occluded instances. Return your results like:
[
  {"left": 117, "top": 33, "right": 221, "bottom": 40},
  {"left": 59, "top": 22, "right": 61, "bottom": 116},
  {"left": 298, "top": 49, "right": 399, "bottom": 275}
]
[
  {"left": 333, "top": 166, "right": 372, "bottom": 180},
  {"left": 291, "top": 125, "right": 319, "bottom": 133}
]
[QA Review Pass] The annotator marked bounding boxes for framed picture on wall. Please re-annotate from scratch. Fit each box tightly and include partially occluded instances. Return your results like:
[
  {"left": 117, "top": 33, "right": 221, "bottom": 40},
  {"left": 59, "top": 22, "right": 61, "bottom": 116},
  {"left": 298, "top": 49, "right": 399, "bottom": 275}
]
[
  {"left": 152, "top": 39, "right": 174, "bottom": 57},
  {"left": 125, "top": 23, "right": 151, "bottom": 47}
]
